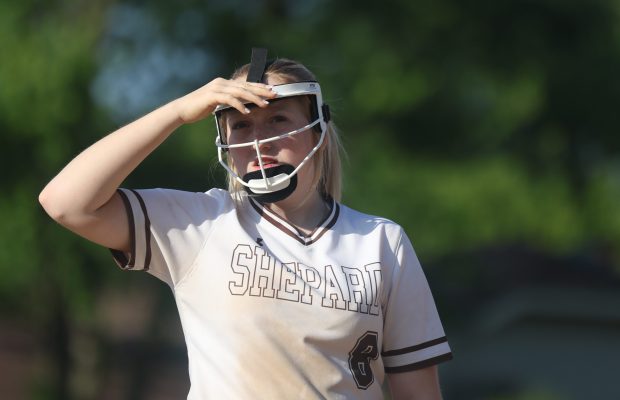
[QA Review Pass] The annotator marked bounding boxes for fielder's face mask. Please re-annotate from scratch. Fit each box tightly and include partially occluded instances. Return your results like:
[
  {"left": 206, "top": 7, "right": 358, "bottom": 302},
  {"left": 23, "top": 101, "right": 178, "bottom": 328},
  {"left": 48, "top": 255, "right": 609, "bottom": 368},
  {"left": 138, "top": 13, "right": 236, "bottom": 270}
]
[{"left": 213, "top": 48, "right": 331, "bottom": 203}]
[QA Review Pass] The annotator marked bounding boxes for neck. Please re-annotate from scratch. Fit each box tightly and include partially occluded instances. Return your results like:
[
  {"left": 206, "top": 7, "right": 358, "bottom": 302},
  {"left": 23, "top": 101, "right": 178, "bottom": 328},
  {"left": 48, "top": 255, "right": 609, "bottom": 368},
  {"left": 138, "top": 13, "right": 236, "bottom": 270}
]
[{"left": 265, "top": 191, "right": 328, "bottom": 234}]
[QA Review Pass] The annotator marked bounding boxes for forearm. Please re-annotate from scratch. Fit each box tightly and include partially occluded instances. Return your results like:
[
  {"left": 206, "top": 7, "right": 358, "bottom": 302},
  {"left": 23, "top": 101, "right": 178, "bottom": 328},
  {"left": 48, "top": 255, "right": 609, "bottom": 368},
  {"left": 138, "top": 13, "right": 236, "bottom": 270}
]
[
  {"left": 39, "top": 77, "right": 274, "bottom": 235},
  {"left": 40, "top": 100, "right": 183, "bottom": 222}
]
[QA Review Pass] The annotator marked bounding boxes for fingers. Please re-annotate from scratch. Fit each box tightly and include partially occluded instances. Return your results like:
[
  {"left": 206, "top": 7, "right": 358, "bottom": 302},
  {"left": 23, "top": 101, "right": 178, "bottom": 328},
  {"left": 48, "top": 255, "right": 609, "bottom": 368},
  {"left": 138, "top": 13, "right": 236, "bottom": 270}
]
[
  {"left": 213, "top": 79, "right": 276, "bottom": 112},
  {"left": 177, "top": 78, "right": 278, "bottom": 124},
  {"left": 212, "top": 93, "right": 251, "bottom": 115}
]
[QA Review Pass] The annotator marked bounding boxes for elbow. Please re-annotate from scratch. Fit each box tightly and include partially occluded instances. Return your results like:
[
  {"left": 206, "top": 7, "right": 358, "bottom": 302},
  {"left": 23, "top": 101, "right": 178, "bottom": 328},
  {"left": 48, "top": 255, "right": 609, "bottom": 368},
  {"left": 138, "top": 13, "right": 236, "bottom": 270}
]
[
  {"left": 39, "top": 184, "right": 77, "bottom": 224},
  {"left": 39, "top": 185, "right": 65, "bottom": 222}
]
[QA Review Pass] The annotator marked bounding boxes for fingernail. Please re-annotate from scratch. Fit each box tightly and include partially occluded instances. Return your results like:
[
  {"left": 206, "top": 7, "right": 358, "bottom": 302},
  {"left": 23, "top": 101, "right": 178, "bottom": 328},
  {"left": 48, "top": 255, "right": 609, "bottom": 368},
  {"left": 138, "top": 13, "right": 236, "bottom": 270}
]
[
  {"left": 263, "top": 100, "right": 270, "bottom": 105},
  {"left": 244, "top": 107, "right": 250, "bottom": 114}
]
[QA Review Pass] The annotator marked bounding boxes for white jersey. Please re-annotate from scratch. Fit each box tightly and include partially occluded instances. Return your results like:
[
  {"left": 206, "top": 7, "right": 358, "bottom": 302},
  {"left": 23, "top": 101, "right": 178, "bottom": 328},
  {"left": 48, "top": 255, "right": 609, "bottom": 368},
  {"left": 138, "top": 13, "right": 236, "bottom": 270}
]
[{"left": 111, "top": 188, "right": 452, "bottom": 399}]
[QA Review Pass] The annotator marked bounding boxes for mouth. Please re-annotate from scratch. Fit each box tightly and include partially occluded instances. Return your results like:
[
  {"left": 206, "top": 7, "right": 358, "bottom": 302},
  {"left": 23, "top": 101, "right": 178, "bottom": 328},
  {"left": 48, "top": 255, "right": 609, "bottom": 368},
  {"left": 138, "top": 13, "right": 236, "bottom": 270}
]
[{"left": 250, "top": 157, "right": 279, "bottom": 171}]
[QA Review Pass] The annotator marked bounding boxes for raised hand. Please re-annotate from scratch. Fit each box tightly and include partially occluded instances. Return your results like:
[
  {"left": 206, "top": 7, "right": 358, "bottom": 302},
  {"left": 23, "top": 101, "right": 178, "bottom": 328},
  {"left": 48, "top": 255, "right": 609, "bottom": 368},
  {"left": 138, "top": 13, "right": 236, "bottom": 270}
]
[{"left": 174, "top": 78, "right": 277, "bottom": 124}]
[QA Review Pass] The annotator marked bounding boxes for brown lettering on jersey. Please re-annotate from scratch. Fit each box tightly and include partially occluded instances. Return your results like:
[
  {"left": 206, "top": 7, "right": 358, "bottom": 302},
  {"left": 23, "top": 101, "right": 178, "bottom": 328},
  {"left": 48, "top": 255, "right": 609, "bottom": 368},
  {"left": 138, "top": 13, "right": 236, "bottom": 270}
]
[
  {"left": 250, "top": 246, "right": 276, "bottom": 298},
  {"left": 277, "top": 262, "right": 301, "bottom": 302},
  {"left": 228, "top": 245, "right": 382, "bottom": 316},
  {"left": 342, "top": 267, "right": 367, "bottom": 313},
  {"left": 322, "top": 265, "right": 347, "bottom": 310},
  {"left": 298, "top": 263, "right": 319, "bottom": 305},
  {"left": 229, "top": 245, "right": 253, "bottom": 296},
  {"left": 364, "top": 263, "right": 382, "bottom": 316}
]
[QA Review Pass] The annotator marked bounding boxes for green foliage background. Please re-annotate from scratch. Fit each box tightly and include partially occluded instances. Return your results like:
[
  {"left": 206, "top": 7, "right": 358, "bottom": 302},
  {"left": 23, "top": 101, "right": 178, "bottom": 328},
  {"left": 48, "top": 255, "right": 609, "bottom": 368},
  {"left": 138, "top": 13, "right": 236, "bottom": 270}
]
[{"left": 1, "top": 0, "right": 619, "bottom": 399}]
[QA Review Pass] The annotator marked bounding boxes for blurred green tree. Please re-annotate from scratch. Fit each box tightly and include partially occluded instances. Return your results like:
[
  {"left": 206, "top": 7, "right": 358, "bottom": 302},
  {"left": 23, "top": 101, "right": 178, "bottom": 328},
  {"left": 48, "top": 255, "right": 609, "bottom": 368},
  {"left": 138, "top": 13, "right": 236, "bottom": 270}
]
[
  {"left": 3, "top": 0, "right": 620, "bottom": 398},
  {"left": 0, "top": 0, "right": 108, "bottom": 397}
]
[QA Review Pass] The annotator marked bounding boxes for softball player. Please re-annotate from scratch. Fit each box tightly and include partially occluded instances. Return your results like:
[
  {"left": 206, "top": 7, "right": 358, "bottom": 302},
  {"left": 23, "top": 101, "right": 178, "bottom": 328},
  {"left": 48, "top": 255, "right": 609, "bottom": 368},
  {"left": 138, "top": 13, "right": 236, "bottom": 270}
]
[{"left": 40, "top": 49, "right": 452, "bottom": 399}]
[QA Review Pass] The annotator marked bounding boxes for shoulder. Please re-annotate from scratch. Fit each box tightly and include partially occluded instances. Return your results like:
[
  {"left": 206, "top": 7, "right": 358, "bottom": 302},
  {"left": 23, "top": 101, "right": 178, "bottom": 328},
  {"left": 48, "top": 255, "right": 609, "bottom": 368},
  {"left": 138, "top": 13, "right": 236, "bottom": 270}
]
[
  {"left": 123, "top": 187, "right": 231, "bottom": 202},
  {"left": 337, "top": 203, "right": 405, "bottom": 242},
  {"left": 119, "top": 187, "right": 236, "bottom": 218}
]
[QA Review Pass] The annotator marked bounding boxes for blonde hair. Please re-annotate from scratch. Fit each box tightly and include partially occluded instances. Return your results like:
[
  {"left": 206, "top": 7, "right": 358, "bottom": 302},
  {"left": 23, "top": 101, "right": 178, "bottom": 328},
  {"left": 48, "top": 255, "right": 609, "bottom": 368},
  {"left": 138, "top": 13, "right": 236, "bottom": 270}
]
[{"left": 223, "top": 58, "right": 343, "bottom": 202}]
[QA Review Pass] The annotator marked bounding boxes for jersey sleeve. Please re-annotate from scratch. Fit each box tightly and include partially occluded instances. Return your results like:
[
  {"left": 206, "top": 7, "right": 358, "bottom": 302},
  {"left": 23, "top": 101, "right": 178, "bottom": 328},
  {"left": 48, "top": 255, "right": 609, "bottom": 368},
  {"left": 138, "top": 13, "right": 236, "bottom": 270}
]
[
  {"left": 110, "top": 187, "right": 233, "bottom": 287},
  {"left": 381, "top": 228, "right": 453, "bottom": 373}
]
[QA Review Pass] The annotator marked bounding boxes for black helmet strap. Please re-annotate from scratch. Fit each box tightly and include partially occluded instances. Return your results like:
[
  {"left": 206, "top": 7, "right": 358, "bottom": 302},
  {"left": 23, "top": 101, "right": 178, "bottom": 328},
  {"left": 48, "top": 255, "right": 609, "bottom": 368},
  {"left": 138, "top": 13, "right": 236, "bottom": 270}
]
[{"left": 246, "top": 47, "right": 269, "bottom": 83}]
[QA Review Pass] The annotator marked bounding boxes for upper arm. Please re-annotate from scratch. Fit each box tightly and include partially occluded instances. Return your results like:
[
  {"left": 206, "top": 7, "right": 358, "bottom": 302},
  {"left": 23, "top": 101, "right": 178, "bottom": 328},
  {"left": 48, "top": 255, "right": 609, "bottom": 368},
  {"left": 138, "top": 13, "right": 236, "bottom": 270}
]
[
  {"left": 86, "top": 191, "right": 131, "bottom": 252},
  {"left": 387, "top": 366, "right": 443, "bottom": 400},
  {"left": 43, "top": 191, "right": 131, "bottom": 253}
]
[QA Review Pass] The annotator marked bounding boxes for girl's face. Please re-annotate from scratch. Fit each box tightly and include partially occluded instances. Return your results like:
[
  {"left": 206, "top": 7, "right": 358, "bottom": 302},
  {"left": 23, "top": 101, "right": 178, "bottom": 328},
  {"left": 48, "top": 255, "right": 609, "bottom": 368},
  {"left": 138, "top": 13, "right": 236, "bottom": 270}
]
[{"left": 224, "top": 78, "right": 319, "bottom": 203}]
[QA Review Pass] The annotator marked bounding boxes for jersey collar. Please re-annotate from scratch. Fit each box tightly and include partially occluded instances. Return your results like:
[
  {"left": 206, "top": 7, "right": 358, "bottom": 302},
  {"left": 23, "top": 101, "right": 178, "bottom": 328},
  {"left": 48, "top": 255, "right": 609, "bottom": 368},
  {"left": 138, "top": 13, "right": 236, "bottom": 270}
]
[{"left": 248, "top": 197, "right": 340, "bottom": 246}]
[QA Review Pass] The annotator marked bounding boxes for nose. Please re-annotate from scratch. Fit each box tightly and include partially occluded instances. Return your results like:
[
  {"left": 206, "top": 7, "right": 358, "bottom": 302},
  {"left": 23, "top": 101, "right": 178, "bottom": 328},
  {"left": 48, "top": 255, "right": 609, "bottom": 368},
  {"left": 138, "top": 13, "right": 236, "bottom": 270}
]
[
  {"left": 252, "top": 138, "right": 272, "bottom": 153},
  {"left": 251, "top": 127, "right": 274, "bottom": 151}
]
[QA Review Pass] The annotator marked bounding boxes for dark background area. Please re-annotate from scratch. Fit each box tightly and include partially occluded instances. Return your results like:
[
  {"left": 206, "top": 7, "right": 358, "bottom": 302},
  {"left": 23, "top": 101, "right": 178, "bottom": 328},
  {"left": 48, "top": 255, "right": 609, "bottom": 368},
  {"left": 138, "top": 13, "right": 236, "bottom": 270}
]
[{"left": 1, "top": 0, "right": 619, "bottom": 399}]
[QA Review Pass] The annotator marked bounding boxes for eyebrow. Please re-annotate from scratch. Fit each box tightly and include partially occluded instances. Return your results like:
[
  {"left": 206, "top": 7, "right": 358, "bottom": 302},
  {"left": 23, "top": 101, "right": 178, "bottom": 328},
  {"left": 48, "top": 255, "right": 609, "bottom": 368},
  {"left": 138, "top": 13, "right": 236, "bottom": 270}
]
[{"left": 225, "top": 97, "right": 302, "bottom": 121}]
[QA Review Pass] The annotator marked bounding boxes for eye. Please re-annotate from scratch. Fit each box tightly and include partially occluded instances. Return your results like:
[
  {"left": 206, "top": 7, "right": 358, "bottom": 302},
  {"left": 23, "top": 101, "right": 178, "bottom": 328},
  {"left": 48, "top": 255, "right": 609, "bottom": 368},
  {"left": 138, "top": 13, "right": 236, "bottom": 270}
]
[
  {"left": 231, "top": 120, "right": 250, "bottom": 130},
  {"left": 270, "top": 115, "right": 288, "bottom": 123}
]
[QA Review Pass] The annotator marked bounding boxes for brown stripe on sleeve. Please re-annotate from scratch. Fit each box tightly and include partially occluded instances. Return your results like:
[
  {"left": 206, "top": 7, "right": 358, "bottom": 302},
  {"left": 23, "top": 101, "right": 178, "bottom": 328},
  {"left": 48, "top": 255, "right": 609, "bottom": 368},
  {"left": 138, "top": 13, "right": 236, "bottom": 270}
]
[
  {"left": 384, "top": 353, "right": 453, "bottom": 374},
  {"left": 110, "top": 189, "right": 136, "bottom": 270},
  {"left": 128, "top": 189, "right": 152, "bottom": 271},
  {"left": 382, "top": 336, "right": 448, "bottom": 357}
]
